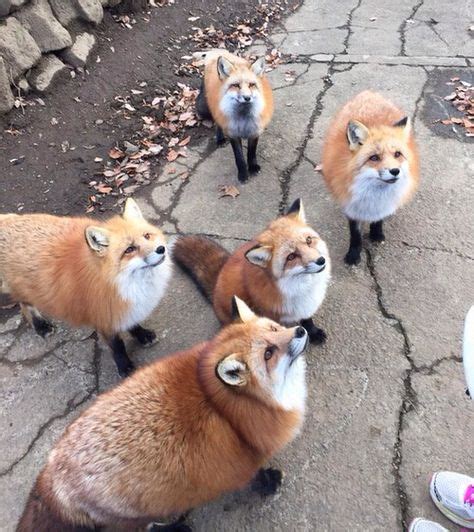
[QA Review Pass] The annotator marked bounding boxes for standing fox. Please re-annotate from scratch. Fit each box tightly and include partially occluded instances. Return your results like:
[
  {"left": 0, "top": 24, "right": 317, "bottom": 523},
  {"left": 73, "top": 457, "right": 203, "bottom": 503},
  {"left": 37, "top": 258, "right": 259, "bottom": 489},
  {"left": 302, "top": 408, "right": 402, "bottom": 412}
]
[
  {"left": 0, "top": 199, "right": 171, "bottom": 377},
  {"left": 17, "top": 298, "right": 308, "bottom": 532},
  {"left": 173, "top": 199, "right": 330, "bottom": 343},
  {"left": 194, "top": 49, "right": 274, "bottom": 183},
  {"left": 322, "top": 90, "right": 420, "bottom": 265}
]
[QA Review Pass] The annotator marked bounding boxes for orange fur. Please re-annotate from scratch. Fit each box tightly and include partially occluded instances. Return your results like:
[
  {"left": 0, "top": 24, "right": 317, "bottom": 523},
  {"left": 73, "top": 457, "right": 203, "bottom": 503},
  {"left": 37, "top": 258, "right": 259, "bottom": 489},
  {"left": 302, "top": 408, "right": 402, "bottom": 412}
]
[
  {"left": 18, "top": 312, "right": 306, "bottom": 530},
  {"left": 201, "top": 50, "right": 273, "bottom": 135},
  {"left": 322, "top": 90, "right": 420, "bottom": 205},
  {"left": 0, "top": 204, "right": 168, "bottom": 337}
]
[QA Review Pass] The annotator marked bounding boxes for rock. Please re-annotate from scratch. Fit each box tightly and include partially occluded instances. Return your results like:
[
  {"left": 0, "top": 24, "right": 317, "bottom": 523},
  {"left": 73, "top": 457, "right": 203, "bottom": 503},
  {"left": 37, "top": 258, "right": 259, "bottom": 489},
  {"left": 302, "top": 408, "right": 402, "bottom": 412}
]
[
  {"left": 13, "top": 0, "right": 72, "bottom": 52},
  {"left": 0, "top": 17, "right": 41, "bottom": 80},
  {"left": 49, "top": 0, "right": 103, "bottom": 26},
  {"left": 0, "top": 56, "right": 14, "bottom": 113},
  {"left": 17, "top": 75, "right": 30, "bottom": 92},
  {"left": 0, "top": 1, "right": 12, "bottom": 17},
  {"left": 60, "top": 31, "right": 96, "bottom": 67},
  {"left": 27, "top": 53, "right": 67, "bottom": 92}
]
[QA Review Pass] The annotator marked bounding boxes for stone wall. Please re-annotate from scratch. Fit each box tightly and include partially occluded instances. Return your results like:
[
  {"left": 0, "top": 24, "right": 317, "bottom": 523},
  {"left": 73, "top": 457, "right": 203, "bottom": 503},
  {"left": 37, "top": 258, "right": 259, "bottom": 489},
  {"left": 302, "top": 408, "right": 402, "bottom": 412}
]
[{"left": 0, "top": 0, "right": 127, "bottom": 113}]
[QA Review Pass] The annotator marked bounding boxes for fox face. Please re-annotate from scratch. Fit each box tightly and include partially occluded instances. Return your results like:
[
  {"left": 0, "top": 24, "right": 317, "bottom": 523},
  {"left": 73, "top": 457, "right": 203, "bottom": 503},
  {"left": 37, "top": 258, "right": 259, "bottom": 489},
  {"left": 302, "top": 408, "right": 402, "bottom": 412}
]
[
  {"left": 245, "top": 199, "right": 328, "bottom": 280},
  {"left": 84, "top": 199, "right": 169, "bottom": 278},
  {"left": 347, "top": 117, "right": 411, "bottom": 185},
  {"left": 217, "top": 56, "right": 265, "bottom": 128},
  {"left": 215, "top": 297, "right": 308, "bottom": 412}
]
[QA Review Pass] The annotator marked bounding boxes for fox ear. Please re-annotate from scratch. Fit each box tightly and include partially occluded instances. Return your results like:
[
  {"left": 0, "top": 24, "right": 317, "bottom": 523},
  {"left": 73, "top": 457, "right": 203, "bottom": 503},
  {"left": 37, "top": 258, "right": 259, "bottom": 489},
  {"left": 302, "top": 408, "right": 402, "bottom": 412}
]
[
  {"left": 251, "top": 57, "right": 265, "bottom": 76},
  {"left": 347, "top": 120, "right": 369, "bottom": 150},
  {"left": 216, "top": 354, "right": 249, "bottom": 386},
  {"left": 123, "top": 198, "right": 144, "bottom": 221},
  {"left": 232, "top": 296, "right": 257, "bottom": 323},
  {"left": 286, "top": 198, "right": 306, "bottom": 223},
  {"left": 217, "top": 56, "right": 233, "bottom": 79},
  {"left": 85, "top": 226, "right": 110, "bottom": 254},
  {"left": 245, "top": 245, "right": 272, "bottom": 268},
  {"left": 393, "top": 116, "right": 411, "bottom": 136}
]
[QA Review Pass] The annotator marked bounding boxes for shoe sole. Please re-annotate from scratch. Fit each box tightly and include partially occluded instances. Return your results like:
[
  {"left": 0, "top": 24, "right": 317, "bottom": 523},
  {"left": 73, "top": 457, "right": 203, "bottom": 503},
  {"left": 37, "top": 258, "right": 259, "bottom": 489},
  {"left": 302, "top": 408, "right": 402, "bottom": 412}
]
[{"left": 430, "top": 474, "right": 474, "bottom": 529}]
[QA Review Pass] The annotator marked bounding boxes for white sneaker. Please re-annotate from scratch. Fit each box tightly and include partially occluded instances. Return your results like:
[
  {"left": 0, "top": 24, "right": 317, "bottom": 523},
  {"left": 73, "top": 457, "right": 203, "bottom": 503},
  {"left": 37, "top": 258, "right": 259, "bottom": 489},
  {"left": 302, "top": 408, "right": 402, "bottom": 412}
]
[
  {"left": 430, "top": 471, "right": 474, "bottom": 529},
  {"left": 408, "top": 518, "right": 448, "bottom": 532}
]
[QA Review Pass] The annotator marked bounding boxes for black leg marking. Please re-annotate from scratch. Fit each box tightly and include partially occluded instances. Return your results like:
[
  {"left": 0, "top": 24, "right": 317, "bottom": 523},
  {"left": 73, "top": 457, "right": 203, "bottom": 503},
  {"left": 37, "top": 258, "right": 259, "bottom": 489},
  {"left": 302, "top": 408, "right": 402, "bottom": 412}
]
[
  {"left": 230, "top": 138, "right": 248, "bottom": 182},
  {"left": 247, "top": 136, "right": 260, "bottom": 174},
  {"left": 215, "top": 126, "right": 226, "bottom": 146},
  {"left": 129, "top": 324, "right": 156, "bottom": 345},
  {"left": 195, "top": 81, "right": 211, "bottom": 120},
  {"left": 345, "top": 218, "right": 362, "bottom": 265},
  {"left": 32, "top": 314, "right": 54, "bottom": 337},
  {"left": 301, "top": 318, "right": 327, "bottom": 345},
  {"left": 107, "top": 334, "right": 135, "bottom": 378},
  {"left": 369, "top": 220, "right": 385, "bottom": 243},
  {"left": 149, "top": 516, "right": 192, "bottom": 532},
  {"left": 251, "top": 467, "right": 282, "bottom": 497}
]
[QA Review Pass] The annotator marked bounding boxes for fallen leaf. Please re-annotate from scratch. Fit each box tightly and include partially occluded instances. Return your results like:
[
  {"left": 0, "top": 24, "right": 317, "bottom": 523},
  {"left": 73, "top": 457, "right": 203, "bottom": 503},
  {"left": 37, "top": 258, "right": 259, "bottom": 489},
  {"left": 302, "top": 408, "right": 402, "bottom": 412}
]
[
  {"left": 167, "top": 149, "right": 179, "bottom": 162},
  {"left": 95, "top": 183, "right": 113, "bottom": 194},
  {"left": 178, "top": 135, "right": 191, "bottom": 146},
  {"left": 109, "top": 147, "right": 125, "bottom": 159},
  {"left": 94, "top": 156, "right": 103, "bottom": 163},
  {"left": 218, "top": 184, "right": 240, "bottom": 198},
  {"left": 314, "top": 163, "right": 323, "bottom": 173}
]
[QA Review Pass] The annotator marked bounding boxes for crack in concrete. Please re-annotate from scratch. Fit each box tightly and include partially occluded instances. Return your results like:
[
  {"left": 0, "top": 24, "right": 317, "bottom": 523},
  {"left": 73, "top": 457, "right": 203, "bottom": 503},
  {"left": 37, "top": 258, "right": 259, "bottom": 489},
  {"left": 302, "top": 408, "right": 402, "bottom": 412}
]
[
  {"left": 365, "top": 248, "right": 415, "bottom": 530},
  {"left": 0, "top": 336, "right": 101, "bottom": 478},
  {"left": 342, "top": 0, "right": 363, "bottom": 54},
  {"left": 398, "top": 0, "right": 425, "bottom": 56},
  {"left": 426, "top": 19, "right": 450, "bottom": 50},
  {"left": 399, "top": 241, "right": 474, "bottom": 262}
]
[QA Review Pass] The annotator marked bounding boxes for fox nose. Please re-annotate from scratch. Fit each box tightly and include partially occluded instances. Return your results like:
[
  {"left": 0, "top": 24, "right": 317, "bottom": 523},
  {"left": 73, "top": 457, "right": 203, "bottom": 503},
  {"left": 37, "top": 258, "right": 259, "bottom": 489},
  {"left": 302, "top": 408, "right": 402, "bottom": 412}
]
[
  {"left": 156, "top": 245, "right": 165, "bottom": 255},
  {"left": 243, "top": 95, "right": 251, "bottom": 102},
  {"left": 316, "top": 256, "right": 325, "bottom": 266},
  {"left": 295, "top": 326, "right": 306, "bottom": 338},
  {"left": 389, "top": 168, "right": 400, "bottom": 176}
]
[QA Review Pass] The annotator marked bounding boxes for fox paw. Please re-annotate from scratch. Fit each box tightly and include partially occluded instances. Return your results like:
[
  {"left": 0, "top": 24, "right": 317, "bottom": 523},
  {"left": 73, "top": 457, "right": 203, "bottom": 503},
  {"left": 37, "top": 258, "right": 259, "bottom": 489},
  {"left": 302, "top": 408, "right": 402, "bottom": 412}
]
[
  {"left": 238, "top": 171, "right": 249, "bottom": 183},
  {"left": 216, "top": 137, "right": 226, "bottom": 147},
  {"left": 32, "top": 317, "right": 54, "bottom": 338},
  {"left": 308, "top": 327, "right": 327, "bottom": 345},
  {"left": 344, "top": 248, "right": 361, "bottom": 266},
  {"left": 117, "top": 360, "right": 135, "bottom": 379},
  {"left": 369, "top": 231, "right": 385, "bottom": 243},
  {"left": 248, "top": 162, "right": 261, "bottom": 174},
  {"left": 251, "top": 467, "right": 282, "bottom": 497},
  {"left": 130, "top": 326, "right": 157, "bottom": 346}
]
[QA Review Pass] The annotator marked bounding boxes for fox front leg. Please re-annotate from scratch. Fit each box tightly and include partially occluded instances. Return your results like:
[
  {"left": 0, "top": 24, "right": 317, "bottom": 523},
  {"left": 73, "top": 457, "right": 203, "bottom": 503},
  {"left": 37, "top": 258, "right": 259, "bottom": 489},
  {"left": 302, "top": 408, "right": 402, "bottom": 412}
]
[
  {"left": 215, "top": 126, "right": 226, "bottom": 146},
  {"left": 20, "top": 303, "right": 54, "bottom": 337},
  {"left": 247, "top": 137, "right": 261, "bottom": 174},
  {"left": 369, "top": 220, "right": 385, "bottom": 243},
  {"left": 104, "top": 333, "right": 135, "bottom": 378},
  {"left": 251, "top": 467, "right": 283, "bottom": 497},
  {"left": 230, "top": 137, "right": 249, "bottom": 183},
  {"left": 129, "top": 324, "right": 156, "bottom": 345},
  {"left": 345, "top": 218, "right": 362, "bottom": 265}
]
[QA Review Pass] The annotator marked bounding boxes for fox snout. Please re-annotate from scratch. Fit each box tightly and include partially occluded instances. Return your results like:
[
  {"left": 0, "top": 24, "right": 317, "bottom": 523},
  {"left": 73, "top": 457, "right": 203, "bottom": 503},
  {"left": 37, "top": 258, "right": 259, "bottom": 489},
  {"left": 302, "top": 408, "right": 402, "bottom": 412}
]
[
  {"left": 379, "top": 167, "right": 401, "bottom": 184},
  {"left": 145, "top": 245, "right": 166, "bottom": 267},
  {"left": 289, "top": 326, "right": 308, "bottom": 362},
  {"left": 305, "top": 256, "right": 326, "bottom": 274}
]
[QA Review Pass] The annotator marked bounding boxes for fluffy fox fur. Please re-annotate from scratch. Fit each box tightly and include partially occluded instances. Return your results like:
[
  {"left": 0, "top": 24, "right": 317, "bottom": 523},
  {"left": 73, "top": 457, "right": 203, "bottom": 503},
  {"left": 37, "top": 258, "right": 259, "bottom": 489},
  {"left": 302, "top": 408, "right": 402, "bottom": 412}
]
[
  {"left": 322, "top": 90, "right": 420, "bottom": 265},
  {"left": 194, "top": 49, "right": 274, "bottom": 182},
  {"left": 0, "top": 199, "right": 171, "bottom": 377},
  {"left": 174, "top": 199, "right": 330, "bottom": 344},
  {"left": 17, "top": 298, "right": 308, "bottom": 531}
]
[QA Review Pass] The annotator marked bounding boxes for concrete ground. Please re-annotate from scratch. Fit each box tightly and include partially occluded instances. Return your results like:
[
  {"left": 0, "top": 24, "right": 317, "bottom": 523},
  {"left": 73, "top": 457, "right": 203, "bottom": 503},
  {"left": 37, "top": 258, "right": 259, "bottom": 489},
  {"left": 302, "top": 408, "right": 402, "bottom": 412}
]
[{"left": 1, "top": 0, "right": 473, "bottom": 530}]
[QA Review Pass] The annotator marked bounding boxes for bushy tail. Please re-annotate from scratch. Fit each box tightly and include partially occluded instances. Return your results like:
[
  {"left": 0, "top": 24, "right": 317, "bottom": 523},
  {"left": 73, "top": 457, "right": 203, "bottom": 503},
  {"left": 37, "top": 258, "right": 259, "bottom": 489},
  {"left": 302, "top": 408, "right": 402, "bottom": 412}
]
[
  {"left": 172, "top": 235, "right": 229, "bottom": 301},
  {"left": 17, "top": 476, "right": 95, "bottom": 532}
]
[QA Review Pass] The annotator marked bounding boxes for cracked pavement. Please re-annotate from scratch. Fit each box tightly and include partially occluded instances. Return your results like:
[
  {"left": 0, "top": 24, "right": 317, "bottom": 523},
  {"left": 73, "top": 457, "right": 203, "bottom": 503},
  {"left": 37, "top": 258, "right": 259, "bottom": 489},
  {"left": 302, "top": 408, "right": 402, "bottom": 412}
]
[{"left": 1, "top": 0, "right": 473, "bottom": 530}]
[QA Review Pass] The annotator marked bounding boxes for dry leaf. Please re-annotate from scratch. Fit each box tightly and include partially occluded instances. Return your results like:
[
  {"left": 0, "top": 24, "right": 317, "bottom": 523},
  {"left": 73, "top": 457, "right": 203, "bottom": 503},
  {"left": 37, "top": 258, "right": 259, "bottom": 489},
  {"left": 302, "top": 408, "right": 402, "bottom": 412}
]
[
  {"left": 167, "top": 149, "right": 179, "bottom": 162},
  {"left": 218, "top": 184, "right": 240, "bottom": 198},
  {"left": 109, "top": 147, "right": 125, "bottom": 159},
  {"left": 179, "top": 135, "right": 191, "bottom": 146},
  {"left": 314, "top": 163, "right": 323, "bottom": 173}
]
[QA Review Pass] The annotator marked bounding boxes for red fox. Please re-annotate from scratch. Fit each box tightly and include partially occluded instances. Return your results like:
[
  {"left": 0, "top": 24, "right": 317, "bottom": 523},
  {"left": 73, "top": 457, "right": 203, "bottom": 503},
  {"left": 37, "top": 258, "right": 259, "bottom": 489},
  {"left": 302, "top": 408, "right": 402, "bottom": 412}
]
[
  {"left": 194, "top": 49, "right": 274, "bottom": 183},
  {"left": 17, "top": 297, "right": 308, "bottom": 532},
  {"left": 173, "top": 199, "right": 330, "bottom": 344},
  {"left": 322, "top": 90, "right": 420, "bottom": 265},
  {"left": 0, "top": 199, "right": 171, "bottom": 377}
]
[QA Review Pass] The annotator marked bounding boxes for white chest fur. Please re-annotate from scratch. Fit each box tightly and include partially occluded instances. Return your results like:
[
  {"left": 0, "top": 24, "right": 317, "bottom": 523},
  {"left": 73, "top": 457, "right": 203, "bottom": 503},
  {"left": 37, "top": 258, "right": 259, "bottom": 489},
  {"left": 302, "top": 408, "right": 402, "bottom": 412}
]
[
  {"left": 278, "top": 265, "right": 330, "bottom": 324},
  {"left": 116, "top": 259, "right": 172, "bottom": 331},
  {"left": 344, "top": 164, "right": 412, "bottom": 222}
]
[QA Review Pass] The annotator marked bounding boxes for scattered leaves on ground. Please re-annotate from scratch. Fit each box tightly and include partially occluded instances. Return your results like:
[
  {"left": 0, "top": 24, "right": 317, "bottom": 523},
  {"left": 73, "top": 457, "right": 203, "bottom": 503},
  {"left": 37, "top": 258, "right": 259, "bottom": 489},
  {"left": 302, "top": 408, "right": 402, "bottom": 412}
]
[
  {"left": 314, "top": 163, "right": 323, "bottom": 173},
  {"left": 218, "top": 184, "right": 240, "bottom": 198},
  {"left": 436, "top": 77, "right": 474, "bottom": 137}
]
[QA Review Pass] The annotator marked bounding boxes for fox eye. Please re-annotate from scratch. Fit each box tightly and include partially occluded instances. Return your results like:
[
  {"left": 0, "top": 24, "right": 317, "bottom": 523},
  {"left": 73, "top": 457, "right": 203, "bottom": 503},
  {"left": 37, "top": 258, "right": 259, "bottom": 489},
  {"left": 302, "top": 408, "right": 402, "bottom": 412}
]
[
  {"left": 231, "top": 82, "right": 240, "bottom": 89},
  {"left": 394, "top": 151, "right": 402, "bottom": 158},
  {"left": 143, "top": 233, "right": 151, "bottom": 240},
  {"left": 306, "top": 236, "right": 312, "bottom": 246},
  {"left": 270, "top": 325, "right": 277, "bottom": 332},
  {"left": 264, "top": 346, "right": 275, "bottom": 361},
  {"left": 124, "top": 245, "right": 136, "bottom": 254},
  {"left": 369, "top": 154, "right": 380, "bottom": 162},
  {"left": 287, "top": 253, "right": 297, "bottom": 262},
  {"left": 249, "top": 82, "right": 257, "bottom": 88}
]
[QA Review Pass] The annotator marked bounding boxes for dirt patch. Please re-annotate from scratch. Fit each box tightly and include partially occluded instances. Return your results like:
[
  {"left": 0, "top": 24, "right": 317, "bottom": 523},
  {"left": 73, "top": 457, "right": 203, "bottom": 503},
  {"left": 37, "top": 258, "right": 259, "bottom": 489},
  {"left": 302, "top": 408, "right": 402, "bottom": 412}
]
[
  {"left": 0, "top": 0, "right": 298, "bottom": 217},
  {"left": 421, "top": 67, "right": 474, "bottom": 143}
]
